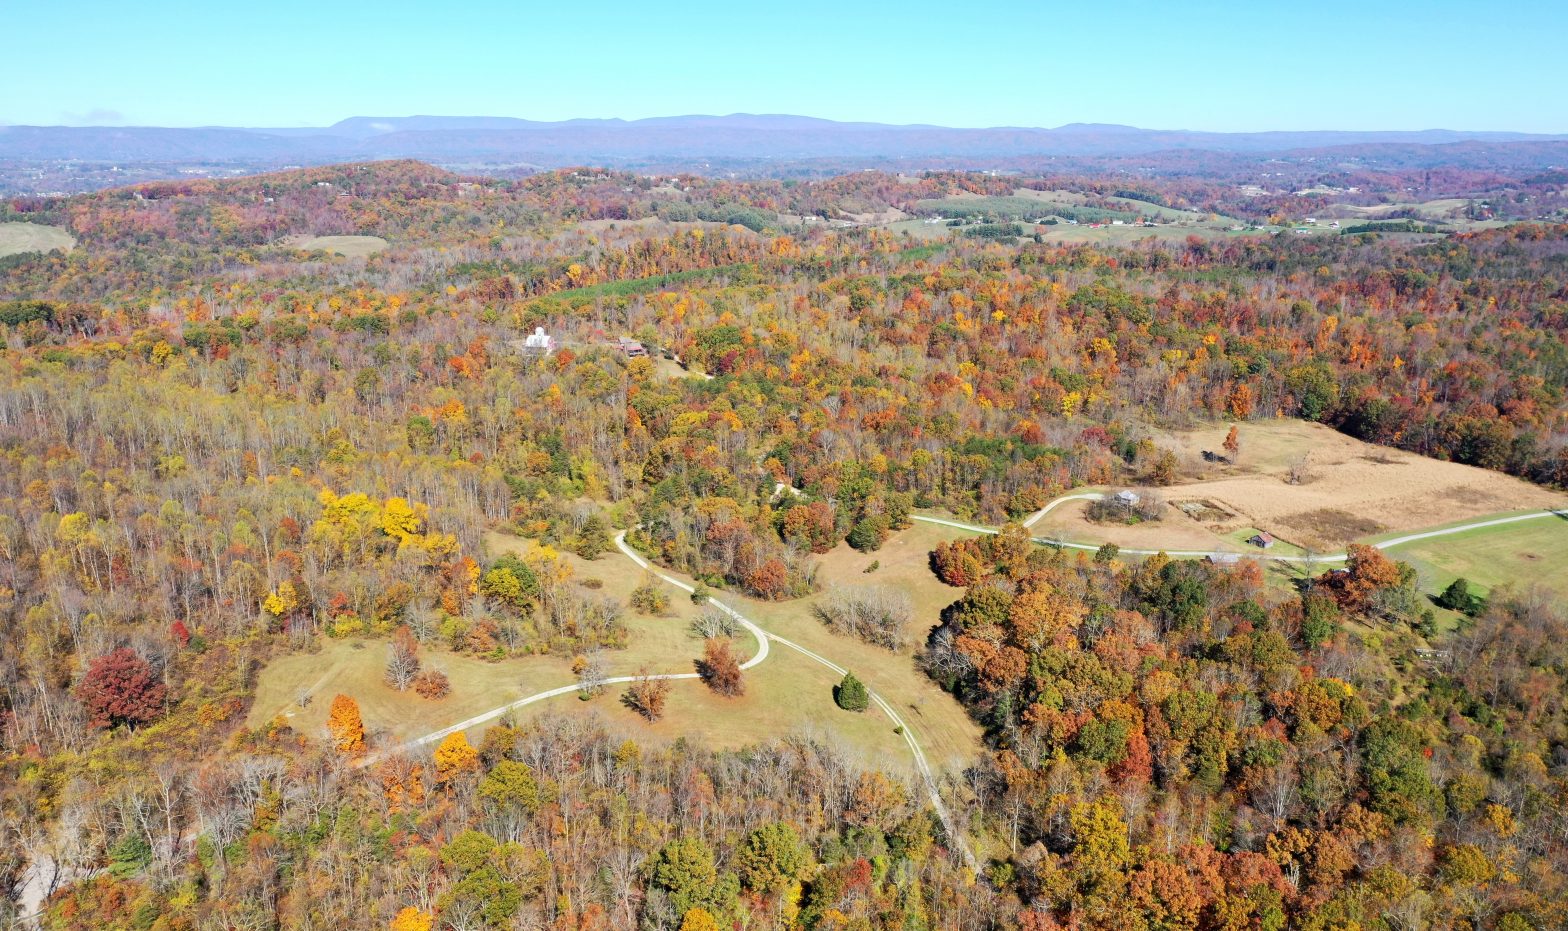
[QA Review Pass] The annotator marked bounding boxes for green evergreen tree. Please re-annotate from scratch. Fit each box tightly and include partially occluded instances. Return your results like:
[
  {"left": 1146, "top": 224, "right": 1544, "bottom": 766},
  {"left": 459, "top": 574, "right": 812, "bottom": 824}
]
[
  {"left": 835, "top": 671, "right": 870, "bottom": 712},
  {"left": 1435, "top": 577, "right": 1482, "bottom": 616}
]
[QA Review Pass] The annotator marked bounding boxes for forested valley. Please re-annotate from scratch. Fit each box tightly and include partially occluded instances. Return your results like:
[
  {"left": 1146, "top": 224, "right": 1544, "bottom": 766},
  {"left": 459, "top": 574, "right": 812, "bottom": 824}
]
[{"left": 2, "top": 162, "right": 1567, "bottom": 930}]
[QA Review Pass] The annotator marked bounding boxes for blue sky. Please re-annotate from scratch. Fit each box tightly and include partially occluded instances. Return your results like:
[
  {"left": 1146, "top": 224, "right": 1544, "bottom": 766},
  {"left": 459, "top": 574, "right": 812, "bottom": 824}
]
[{"left": 6, "top": 0, "right": 1566, "bottom": 132}]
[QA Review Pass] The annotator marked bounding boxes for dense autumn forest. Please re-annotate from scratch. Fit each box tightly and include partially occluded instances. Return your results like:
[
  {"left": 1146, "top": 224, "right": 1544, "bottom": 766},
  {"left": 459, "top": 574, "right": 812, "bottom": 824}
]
[{"left": 2, "top": 161, "right": 1567, "bottom": 930}]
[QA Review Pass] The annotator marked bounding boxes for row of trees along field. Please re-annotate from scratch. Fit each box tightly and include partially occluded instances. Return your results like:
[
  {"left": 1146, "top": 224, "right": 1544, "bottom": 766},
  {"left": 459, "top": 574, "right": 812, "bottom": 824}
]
[{"left": 0, "top": 162, "right": 1565, "bottom": 928}]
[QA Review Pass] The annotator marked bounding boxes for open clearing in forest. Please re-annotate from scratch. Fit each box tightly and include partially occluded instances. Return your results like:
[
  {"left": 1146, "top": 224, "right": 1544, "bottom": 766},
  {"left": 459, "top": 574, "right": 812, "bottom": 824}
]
[
  {"left": 0, "top": 222, "right": 75, "bottom": 257},
  {"left": 902, "top": 187, "right": 1255, "bottom": 245},
  {"left": 1031, "top": 419, "right": 1567, "bottom": 554},
  {"left": 723, "top": 521, "right": 987, "bottom": 776},
  {"left": 1380, "top": 515, "right": 1568, "bottom": 601},
  {"left": 289, "top": 234, "right": 389, "bottom": 257},
  {"left": 248, "top": 523, "right": 985, "bottom": 776}
]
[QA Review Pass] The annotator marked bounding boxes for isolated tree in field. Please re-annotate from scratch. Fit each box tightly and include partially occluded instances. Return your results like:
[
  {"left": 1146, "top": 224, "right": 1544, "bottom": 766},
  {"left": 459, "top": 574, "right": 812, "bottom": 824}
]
[
  {"left": 813, "top": 585, "right": 912, "bottom": 650},
  {"left": 697, "top": 637, "right": 744, "bottom": 696},
  {"left": 385, "top": 626, "right": 421, "bottom": 690},
  {"left": 326, "top": 694, "right": 366, "bottom": 753},
  {"left": 623, "top": 670, "right": 671, "bottom": 721},
  {"left": 573, "top": 652, "right": 609, "bottom": 697},
  {"left": 413, "top": 668, "right": 450, "bottom": 700},
  {"left": 835, "top": 671, "right": 869, "bottom": 712},
  {"left": 1223, "top": 425, "right": 1240, "bottom": 460},
  {"left": 630, "top": 575, "right": 672, "bottom": 615},
  {"left": 1150, "top": 449, "right": 1178, "bottom": 486},
  {"left": 1435, "top": 577, "right": 1483, "bottom": 616},
  {"left": 434, "top": 731, "right": 480, "bottom": 782},
  {"left": 76, "top": 647, "right": 166, "bottom": 729}
]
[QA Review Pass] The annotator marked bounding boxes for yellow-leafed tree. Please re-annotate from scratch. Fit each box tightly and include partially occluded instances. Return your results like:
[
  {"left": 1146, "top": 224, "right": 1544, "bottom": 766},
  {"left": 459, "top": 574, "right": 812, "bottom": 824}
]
[
  {"left": 389, "top": 907, "right": 433, "bottom": 931},
  {"left": 434, "top": 730, "right": 479, "bottom": 782},
  {"left": 679, "top": 909, "right": 720, "bottom": 931}
]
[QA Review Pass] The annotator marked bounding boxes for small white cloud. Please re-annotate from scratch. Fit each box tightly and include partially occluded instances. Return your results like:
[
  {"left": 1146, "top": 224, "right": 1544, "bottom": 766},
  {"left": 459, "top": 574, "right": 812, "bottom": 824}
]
[{"left": 60, "top": 108, "right": 126, "bottom": 126}]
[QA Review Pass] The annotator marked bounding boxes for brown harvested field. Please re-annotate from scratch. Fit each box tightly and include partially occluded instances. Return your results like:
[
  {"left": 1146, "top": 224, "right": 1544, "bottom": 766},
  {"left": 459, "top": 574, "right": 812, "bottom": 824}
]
[
  {"left": 1143, "top": 419, "right": 1566, "bottom": 551},
  {"left": 1033, "top": 498, "right": 1243, "bottom": 552}
]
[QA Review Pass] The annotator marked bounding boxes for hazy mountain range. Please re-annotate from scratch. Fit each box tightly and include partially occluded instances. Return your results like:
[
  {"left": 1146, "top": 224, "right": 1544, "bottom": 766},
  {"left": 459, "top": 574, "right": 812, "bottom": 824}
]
[{"left": 3, "top": 114, "right": 1566, "bottom": 166}]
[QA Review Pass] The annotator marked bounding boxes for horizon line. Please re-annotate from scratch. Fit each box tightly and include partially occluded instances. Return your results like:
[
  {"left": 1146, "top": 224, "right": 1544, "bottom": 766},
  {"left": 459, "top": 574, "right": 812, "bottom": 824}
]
[{"left": 2, "top": 113, "right": 1566, "bottom": 137}]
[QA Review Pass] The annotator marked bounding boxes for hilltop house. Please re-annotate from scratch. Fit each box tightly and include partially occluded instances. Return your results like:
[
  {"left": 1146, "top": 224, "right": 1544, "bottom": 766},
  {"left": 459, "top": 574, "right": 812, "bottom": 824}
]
[{"left": 520, "top": 327, "right": 555, "bottom": 356}]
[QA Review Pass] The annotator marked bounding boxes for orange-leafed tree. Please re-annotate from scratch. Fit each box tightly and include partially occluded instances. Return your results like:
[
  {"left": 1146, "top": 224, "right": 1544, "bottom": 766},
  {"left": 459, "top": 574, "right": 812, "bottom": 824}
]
[
  {"left": 433, "top": 731, "right": 479, "bottom": 783},
  {"left": 1223, "top": 425, "right": 1240, "bottom": 460},
  {"left": 326, "top": 694, "right": 365, "bottom": 753},
  {"left": 623, "top": 670, "right": 671, "bottom": 721},
  {"left": 1319, "top": 543, "right": 1403, "bottom": 612},
  {"left": 697, "top": 638, "right": 744, "bottom": 697}
]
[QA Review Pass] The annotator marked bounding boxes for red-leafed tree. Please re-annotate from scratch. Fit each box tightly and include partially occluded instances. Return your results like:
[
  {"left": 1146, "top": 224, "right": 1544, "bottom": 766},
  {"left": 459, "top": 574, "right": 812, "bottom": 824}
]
[{"left": 76, "top": 648, "right": 167, "bottom": 729}]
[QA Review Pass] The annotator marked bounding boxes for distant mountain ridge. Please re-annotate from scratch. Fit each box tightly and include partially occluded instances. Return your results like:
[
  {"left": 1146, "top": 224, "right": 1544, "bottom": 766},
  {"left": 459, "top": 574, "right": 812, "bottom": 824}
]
[{"left": 2, "top": 113, "right": 1565, "bottom": 167}]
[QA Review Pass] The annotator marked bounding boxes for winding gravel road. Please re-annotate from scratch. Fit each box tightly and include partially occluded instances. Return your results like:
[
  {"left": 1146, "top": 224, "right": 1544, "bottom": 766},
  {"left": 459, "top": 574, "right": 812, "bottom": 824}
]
[
  {"left": 385, "top": 531, "right": 974, "bottom": 868},
  {"left": 934, "top": 492, "right": 1568, "bottom": 563}
]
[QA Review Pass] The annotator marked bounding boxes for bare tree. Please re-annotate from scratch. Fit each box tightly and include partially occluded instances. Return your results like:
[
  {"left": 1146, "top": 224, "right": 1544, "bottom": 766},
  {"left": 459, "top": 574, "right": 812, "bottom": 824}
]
[
  {"left": 383, "top": 627, "right": 421, "bottom": 691},
  {"left": 574, "top": 652, "right": 609, "bottom": 698},
  {"left": 1286, "top": 454, "right": 1314, "bottom": 485},
  {"left": 813, "top": 585, "right": 912, "bottom": 650}
]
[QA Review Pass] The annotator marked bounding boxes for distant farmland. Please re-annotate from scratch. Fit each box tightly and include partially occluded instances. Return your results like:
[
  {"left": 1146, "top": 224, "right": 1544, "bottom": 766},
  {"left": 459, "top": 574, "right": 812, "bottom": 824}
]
[{"left": 914, "top": 194, "right": 1142, "bottom": 224}]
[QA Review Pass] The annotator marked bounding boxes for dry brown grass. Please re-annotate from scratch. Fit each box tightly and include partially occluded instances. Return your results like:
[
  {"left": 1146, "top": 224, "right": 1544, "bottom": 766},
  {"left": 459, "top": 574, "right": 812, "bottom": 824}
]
[
  {"left": 0, "top": 222, "right": 75, "bottom": 258},
  {"left": 250, "top": 528, "right": 978, "bottom": 775},
  {"left": 1145, "top": 420, "right": 1566, "bottom": 550},
  {"left": 288, "top": 235, "right": 389, "bottom": 257},
  {"left": 1033, "top": 498, "right": 1240, "bottom": 552}
]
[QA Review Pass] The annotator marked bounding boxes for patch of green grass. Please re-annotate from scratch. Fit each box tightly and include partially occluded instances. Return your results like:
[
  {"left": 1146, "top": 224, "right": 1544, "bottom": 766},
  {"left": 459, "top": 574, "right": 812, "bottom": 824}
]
[
  {"left": 541, "top": 262, "right": 755, "bottom": 304},
  {"left": 1381, "top": 514, "right": 1568, "bottom": 601},
  {"left": 916, "top": 196, "right": 1140, "bottom": 224},
  {"left": 1222, "top": 527, "right": 1310, "bottom": 560}
]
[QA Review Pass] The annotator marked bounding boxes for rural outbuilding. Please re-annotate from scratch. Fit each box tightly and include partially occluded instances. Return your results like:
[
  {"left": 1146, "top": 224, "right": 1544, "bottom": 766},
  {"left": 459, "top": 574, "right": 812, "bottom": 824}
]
[{"left": 1248, "top": 532, "right": 1275, "bottom": 549}]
